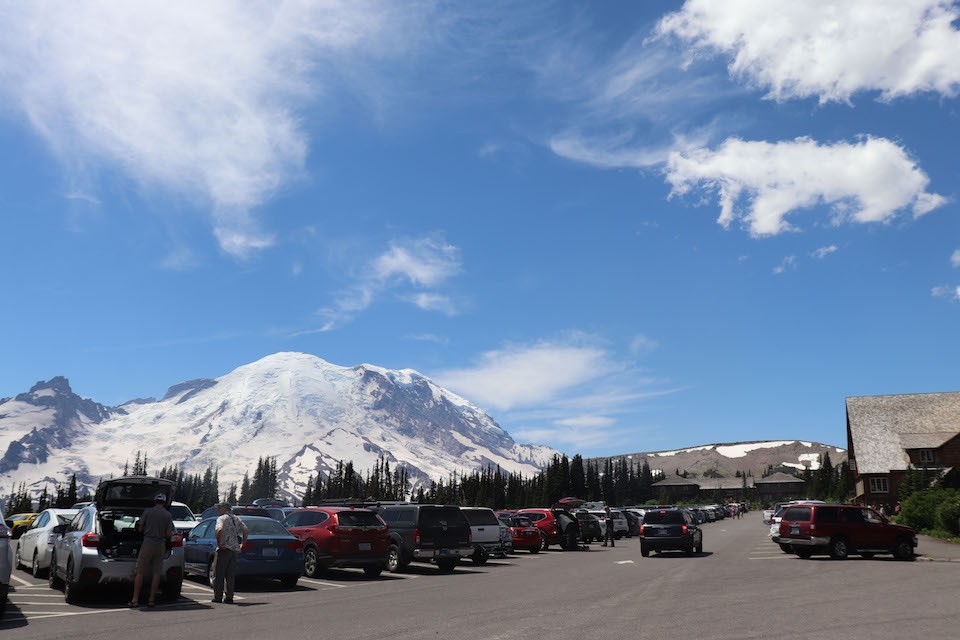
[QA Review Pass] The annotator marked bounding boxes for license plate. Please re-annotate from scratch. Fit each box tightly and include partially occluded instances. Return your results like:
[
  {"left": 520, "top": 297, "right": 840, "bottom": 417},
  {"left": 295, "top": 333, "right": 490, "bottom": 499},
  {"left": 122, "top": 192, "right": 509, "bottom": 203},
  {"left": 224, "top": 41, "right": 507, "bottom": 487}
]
[
  {"left": 358, "top": 542, "right": 371, "bottom": 551},
  {"left": 658, "top": 529, "right": 669, "bottom": 536},
  {"left": 790, "top": 526, "right": 800, "bottom": 535},
  {"left": 262, "top": 547, "right": 278, "bottom": 557}
]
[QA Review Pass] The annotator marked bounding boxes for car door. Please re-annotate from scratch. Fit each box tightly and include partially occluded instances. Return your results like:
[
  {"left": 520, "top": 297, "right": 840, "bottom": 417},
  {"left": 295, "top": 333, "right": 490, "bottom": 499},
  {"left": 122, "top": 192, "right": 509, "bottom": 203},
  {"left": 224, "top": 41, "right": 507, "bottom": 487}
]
[
  {"left": 60, "top": 510, "right": 91, "bottom": 579},
  {"left": 184, "top": 520, "right": 214, "bottom": 573},
  {"left": 20, "top": 511, "right": 49, "bottom": 565},
  {"left": 859, "top": 508, "right": 889, "bottom": 548}
]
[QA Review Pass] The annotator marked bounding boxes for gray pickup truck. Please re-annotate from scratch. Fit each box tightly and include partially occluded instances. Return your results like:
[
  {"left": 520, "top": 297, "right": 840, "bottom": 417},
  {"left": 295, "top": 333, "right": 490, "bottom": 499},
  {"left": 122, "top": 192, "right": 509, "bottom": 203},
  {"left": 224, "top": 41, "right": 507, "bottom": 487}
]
[{"left": 374, "top": 504, "right": 472, "bottom": 573}]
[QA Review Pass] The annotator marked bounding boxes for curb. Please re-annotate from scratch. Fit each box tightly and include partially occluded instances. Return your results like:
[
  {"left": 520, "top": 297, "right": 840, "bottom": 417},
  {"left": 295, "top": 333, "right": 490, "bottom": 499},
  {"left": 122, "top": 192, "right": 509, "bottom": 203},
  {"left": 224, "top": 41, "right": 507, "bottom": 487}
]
[{"left": 916, "top": 556, "right": 960, "bottom": 563}]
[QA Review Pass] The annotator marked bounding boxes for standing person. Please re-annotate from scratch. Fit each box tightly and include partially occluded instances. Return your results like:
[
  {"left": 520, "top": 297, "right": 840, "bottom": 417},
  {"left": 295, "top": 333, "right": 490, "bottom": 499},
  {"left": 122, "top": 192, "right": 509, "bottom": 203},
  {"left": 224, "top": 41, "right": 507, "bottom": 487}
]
[
  {"left": 601, "top": 506, "right": 615, "bottom": 547},
  {"left": 212, "top": 502, "right": 248, "bottom": 604},
  {"left": 130, "top": 493, "right": 174, "bottom": 608}
]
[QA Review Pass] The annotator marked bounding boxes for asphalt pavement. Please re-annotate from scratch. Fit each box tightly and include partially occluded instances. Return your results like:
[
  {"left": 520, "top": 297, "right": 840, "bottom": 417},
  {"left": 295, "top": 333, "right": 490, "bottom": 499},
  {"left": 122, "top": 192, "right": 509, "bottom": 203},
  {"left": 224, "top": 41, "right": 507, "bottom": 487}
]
[{"left": 3, "top": 514, "right": 959, "bottom": 640}]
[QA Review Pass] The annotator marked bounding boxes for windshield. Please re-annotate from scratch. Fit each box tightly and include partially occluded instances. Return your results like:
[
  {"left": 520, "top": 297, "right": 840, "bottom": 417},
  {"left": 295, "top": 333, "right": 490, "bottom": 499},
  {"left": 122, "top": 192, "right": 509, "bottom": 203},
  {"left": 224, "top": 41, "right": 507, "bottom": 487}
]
[
  {"left": 241, "top": 518, "right": 290, "bottom": 536},
  {"left": 169, "top": 506, "right": 195, "bottom": 521}
]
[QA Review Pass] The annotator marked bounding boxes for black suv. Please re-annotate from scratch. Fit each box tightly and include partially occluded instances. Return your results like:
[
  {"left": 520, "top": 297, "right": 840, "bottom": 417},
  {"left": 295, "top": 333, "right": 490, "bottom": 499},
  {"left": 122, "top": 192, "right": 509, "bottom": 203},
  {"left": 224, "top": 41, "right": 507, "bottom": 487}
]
[
  {"left": 374, "top": 504, "right": 473, "bottom": 573},
  {"left": 639, "top": 508, "right": 703, "bottom": 557}
]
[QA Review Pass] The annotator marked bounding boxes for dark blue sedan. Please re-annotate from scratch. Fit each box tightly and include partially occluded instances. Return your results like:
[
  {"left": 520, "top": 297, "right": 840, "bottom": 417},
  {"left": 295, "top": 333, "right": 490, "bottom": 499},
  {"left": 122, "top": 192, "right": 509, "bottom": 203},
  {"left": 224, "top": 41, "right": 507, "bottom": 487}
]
[{"left": 184, "top": 516, "right": 303, "bottom": 587}]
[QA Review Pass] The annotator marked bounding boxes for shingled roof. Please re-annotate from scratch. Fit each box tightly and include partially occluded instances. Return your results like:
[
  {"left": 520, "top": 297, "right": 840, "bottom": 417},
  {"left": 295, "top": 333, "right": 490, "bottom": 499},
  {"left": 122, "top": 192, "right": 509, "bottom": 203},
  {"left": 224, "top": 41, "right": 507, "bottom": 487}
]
[
  {"left": 754, "top": 472, "right": 804, "bottom": 485},
  {"left": 651, "top": 476, "right": 700, "bottom": 487},
  {"left": 846, "top": 392, "right": 960, "bottom": 475}
]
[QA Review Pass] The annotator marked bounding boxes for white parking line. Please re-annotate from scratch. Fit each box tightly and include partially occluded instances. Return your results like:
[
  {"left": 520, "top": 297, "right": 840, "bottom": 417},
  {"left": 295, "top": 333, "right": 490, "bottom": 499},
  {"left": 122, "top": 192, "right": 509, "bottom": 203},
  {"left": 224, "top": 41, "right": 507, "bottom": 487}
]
[
  {"left": 9, "top": 573, "right": 35, "bottom": 587},
  {"left": 9, "top": 593, "right": 63, "bottom": 597},
  {"left": 298, "top": 577, "right": 349, "bottom": 588},
  {"left": 748, "top": 556, "right": 793, "bottom": 560},
  {"left": 615, "top": 560, "right": 635, "bottom": 565},
  {"left": 11, "top": 601, "right": 71, "bottom": 606}
]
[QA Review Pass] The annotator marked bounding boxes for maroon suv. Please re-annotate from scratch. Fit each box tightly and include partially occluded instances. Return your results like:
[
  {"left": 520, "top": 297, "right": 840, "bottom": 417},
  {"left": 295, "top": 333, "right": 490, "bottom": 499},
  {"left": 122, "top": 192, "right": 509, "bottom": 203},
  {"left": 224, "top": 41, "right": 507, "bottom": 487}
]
[
  {"left": 282, "top": 507, "right": 390, "bottom": 578},
  {"left": 778, "top": 503, "right": 917, "bottom": 560}
]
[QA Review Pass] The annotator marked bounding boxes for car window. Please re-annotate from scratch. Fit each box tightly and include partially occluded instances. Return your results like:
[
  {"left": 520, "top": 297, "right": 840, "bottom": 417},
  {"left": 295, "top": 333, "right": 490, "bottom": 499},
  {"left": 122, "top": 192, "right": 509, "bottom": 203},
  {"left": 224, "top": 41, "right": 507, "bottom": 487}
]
[
  {"left": 56, "top": 514, "right": 74, "bottom": 526},
  {"left": 190, "top": 520, "right": 212, "bottom": 539},
  {"left": 34, "top": 512, "right": 50, "bottom": 528},
  {"left": 169, "top": 505, "right": 195, "bottom": 521},
  {"left": 242, "top": 518, "right": 290, "bottom": 536},
  {"left": 643, "top": 510, "right": 684, "bottom": 525},
  {"left": 784, "top": 506, "right": 812, "bottom": 522},
  {"left": 462, "top": 509, "right": 499, "bottom": 526},
  {"left": 842, "top": 508, "right": 865, "bottom": 524},
  {"left": 380, "top": 509, "right": 414, "bottom": 523},
  {"left": 420, "top": 507, "right": 465, "bottom": 527},
  {"left": 282, "top": 512, "right": 301, "bottom": 528},
  {"left": 336, "top": 511, "right": 382, "bottom": 527},
  {"left": 862, "top": 509, "right": 883, "bottom": 524},
  {"left": 521, "top": 512, "right": 546, "bottom": 522},
  {"left": 816, "top": 506, "right": 839, "bottom": 523}
]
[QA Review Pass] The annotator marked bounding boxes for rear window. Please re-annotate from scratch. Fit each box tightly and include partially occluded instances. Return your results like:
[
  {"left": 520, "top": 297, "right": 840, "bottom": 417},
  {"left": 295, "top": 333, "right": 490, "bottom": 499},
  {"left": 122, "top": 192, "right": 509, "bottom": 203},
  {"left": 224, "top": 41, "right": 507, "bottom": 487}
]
[
  {"left": 783, "top": 506, "right": 812, "bottom": 522},
  {"left": 420, "top": 507, "right": 466, "bottom": 528},
  {"left": 380, "top": 509, "right": 415, "bottom": 524},
  {"left": 336, "top": 510, "right": 383, "bottom": 527},
  {"left": 509, "top": 516, "right": 533, "bottom": 527},
  {"left": 242, "top": 518, "right": 289, "bottom": 536},
  {"left": 169, "top": 506, "right": 194, "bottom": 521},
  {"left": 462, "top": 509, "right": 499, "bottom": 526},
  {"left": 643, "top": 511, "right": 684, "bottom": 525},
  {"left": 522, "top": 512, "right": 545, "bottom": 522}
]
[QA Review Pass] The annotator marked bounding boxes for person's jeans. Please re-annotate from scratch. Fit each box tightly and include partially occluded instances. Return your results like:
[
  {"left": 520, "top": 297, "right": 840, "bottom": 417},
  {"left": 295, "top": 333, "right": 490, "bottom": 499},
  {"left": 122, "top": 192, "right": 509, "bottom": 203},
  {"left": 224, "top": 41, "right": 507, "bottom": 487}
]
[
  {"left": 213, "top": 548, "right": 237, "bottom": 600},
  {"left": 604, "top": 525, "right": 615, "bottom": 546}
]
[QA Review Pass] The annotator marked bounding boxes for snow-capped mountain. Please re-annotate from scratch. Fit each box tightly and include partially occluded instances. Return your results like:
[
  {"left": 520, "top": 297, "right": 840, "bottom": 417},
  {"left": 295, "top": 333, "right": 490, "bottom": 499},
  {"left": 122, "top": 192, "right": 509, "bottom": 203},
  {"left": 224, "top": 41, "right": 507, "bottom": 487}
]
[{"left": 0, "top": 352, "right": 558, "bottom": 501}]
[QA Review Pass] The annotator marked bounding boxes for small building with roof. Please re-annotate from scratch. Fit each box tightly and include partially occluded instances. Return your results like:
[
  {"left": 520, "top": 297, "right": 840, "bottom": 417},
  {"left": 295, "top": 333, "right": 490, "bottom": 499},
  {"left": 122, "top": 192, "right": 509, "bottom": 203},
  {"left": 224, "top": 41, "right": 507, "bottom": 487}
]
[
  {"left": 701, "top": 476, "right": 755, "bottom": 500},
  {"left": 651, "top": 476, "right": 700, "bottom": 502},
  {"left": 846, "top": 392, "right": 960, "bottom": 506},
  {"left": 754, "top": 472, "right": 805, "bottom": 502}
]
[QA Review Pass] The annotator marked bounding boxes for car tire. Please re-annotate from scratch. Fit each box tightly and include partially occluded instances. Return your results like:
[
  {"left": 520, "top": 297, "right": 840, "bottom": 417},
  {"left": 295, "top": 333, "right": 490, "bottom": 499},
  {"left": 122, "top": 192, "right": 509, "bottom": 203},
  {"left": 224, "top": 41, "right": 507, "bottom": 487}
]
[
  {"left": 859, "top": 552, "right": 875, "bottom": 559},
  {"left": 48, "top": 553, "right": 63, "bottom": 589},
  {"left": 894, "top": 538, "right": 915, "bottom": 561},
  {"left": 32, "top": 551, "right": 44, "bottom": 578},
  {"left": 829, "top": 537, "right": 849, "bottom": 560},
  {"left": 14, "top": 544, "right": 23, "bottom": 571},
  {"left": 529, "top": 545, "right": 540, "bottom": 554},
  {"left": 795, "top": 549, "right": 813, "bottom": 559},
  {"left": 162, "top": 577, "right": 182, "bottom": 600},
  {"left": 386, "top": 544, "right": 403, "bottom": 573},
  {"left": 696, "top": 541, "right": 703, "bottom": 554},
  {"left": 363, "top": 566, "right": 383, "bottom": 578},
  {"left": 436, "top": 559, "right": 457, "bottom": 573},
  {"left": 303, "top": 546, "right": 324, "bottom": 578},
  {"left": 779, "top": 543, "right": 793, "bottom": 553},
  {"left": 541, "top": 533, "right": 549, "bottom": 550},
  {"left": 279, "top": 574, "right": 299, "bottom": 587},
  {"left": 684, "top": 542, "right": 694, "bottom": 556},
  {"left": 640, "top": 544, "right": 650, "bottom": 558},
  {"left": 471, "top": 551, "right": 488, "bottom": 566},
  {"left": 63, "top": 559, "right": 82, "bottom": 604}
]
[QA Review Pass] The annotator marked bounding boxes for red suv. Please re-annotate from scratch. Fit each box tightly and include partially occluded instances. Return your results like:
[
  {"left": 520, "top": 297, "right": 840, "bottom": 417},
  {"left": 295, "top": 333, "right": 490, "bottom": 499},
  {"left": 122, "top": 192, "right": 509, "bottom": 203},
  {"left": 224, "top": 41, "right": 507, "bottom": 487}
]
[
  {"left": 282, "top": 507, "right": 390, "bottom": 577},
  {"left": 516, "top": 508, "right": 580, "bottom": 550},
  {"left": 778, "top": 503, "right": 917, "bottom": 560}
]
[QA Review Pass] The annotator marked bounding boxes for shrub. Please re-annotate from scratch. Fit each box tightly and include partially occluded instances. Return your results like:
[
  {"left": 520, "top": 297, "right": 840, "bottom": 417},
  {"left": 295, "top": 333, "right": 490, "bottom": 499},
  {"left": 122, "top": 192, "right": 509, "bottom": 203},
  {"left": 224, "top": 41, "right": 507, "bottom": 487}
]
[
  {"left": 898, "top": 488, "right": 959, "bottom": 532},
  {"left": 936, "top": 495, "right": 960, "bottom": 536}
]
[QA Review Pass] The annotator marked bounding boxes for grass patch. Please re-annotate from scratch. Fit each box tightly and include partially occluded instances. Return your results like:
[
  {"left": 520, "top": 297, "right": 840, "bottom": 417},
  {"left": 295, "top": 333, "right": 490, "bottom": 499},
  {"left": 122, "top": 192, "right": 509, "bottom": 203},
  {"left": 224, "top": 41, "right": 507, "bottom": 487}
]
[{"left": 920, "top": 529, "right": 960, "bottom": 544}]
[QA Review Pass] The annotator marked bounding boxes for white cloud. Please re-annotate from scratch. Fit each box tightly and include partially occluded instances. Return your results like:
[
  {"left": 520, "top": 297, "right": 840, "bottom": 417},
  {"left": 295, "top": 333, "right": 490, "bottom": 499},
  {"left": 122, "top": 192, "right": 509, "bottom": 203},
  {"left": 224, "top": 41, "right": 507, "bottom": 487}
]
[
  {"left": 812, "top": 245, "right": 839, "bottom": 259},
  {"left": 773, "top": 256, "right": 797, "bottom": 275},
  {"left": 666, "top": 136, "right": 945, "bottom": 236},
  {"left": 404, "top": 333, "right": 450, "bottom": 346},
  {"left": 932, "top": 285, "right": 960, "bottom": 300},
  {"left": 628, "top": 334, "right": 659, "bottom": 354},
  {"left": 0, "top": 1, "right": 418, "bottom": 257},
  {"left": 658, "top": 0, "right": 960, "bottom": 103},
  {"left": 951, "top": 250, "right": 960, "bottom": 267},
  {"left": 555, "top": 416, "right": 615, "bottom": 428},
  {"left": 317, "top": 235, "right": 462, "bottom": 330},
  {"left": 436, "top": 340, "right": 613, "bottom": 412},
  {"left": 160, "top": 246, "right": 199, "bottom": 271}
]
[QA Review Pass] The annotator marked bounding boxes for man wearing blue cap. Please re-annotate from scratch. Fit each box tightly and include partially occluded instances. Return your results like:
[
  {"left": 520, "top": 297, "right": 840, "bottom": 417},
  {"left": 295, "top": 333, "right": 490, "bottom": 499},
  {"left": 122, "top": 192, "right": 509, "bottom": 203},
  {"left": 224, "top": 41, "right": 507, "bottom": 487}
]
[{"left": 129, "top": 493, "right": 174, "bottom": 607}]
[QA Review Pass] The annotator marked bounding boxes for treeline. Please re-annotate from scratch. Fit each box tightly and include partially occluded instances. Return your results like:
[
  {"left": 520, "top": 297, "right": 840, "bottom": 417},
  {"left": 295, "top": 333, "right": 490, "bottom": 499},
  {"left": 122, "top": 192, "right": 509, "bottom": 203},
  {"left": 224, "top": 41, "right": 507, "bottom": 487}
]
[
  {"left": 302, "top": 458, "right": 410, "bottom": 504},
  {"left": 4, "top": 475, "right": 89, "bottom": 512}
]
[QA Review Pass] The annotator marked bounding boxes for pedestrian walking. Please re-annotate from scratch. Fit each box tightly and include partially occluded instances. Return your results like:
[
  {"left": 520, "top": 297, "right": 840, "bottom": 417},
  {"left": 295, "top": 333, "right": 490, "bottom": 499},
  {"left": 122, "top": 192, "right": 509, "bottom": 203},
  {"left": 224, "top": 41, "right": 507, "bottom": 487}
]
[
  {"left": 129, "top": 493, "right": 174, "bottom": 608},
  {"left": 212, "top": 502, "right": 249, "bottom": 604},
  {"left": 601, "top": 506, "right": 615, "bottom": 547}
]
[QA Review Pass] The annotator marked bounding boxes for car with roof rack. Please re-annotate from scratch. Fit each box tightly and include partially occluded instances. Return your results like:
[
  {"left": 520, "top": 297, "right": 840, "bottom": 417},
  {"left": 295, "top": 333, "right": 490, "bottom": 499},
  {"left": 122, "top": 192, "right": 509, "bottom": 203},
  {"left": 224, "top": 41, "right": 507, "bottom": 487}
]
[
  {"left": 372, "top": 504, "right": 473, "bottom": 573},
  {"left": 639, "top": 508, "right": 703, "bottom": 557},
  {"left": 282, "top": 506, "right": 389, "bottom": 577},
  {"left": 778, "top": 503, "right": 917, "bottom": 560}
]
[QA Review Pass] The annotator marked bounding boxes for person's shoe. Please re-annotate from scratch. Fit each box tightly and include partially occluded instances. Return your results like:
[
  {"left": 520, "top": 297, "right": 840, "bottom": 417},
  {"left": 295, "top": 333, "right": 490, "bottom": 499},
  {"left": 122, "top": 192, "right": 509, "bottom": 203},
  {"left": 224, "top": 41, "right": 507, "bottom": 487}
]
[
  {"left": 147, "top": 601, "right": 155, "bottom": 608},
  {"left": 211, "top": 598, "right": 222, "bottom": 603},
  {"left": 224, "top": 598, "right": 234, "bottom": 604},
  {"left": 127, "top": 600, "right": 139, "bottom": 608}
]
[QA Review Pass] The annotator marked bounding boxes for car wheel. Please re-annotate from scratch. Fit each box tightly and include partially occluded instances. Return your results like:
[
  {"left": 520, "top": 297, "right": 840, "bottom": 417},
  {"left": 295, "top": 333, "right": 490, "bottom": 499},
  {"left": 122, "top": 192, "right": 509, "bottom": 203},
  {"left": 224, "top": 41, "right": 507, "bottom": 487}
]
[
  {"left": 795, "top": 549, "right": 813, "bottom": 559},
  {"left": 829, "top": 537, "right": 849, "bottom": 560},
  {"left": 14, "top": 544, "right": 23, "bottom": 571},
  {"left": 48, "top": 553, "right": 63, "bottom": 589},
  {"left": 894, "top": 538, "right": 915, "bottom": 560},
  {"left": 363, "top": 566, "right": 383, "bottom": 578},
  {"left": 684, "top": 542, "right": 694, "bottom": 556},
  {"left": 279, "top": 574, "right": 299, "bottom": 587},
  {"left": 529, "top": 544, "right": 540, "bottom": 554},
  {"left": 303, "top": 546, "right": 324, "bottom": 578},
  {"left": 32, "top": 551, "right": 44, "bottom": 578},
  {"left": 540, "top": 533, "right": 549, "bottom": 551},
  {"left": 162, "top": 577, "right": 182, "bottom": 600},
  {"left": 436, "top": 558, "right": 458, "bottom": 573},
  {"left": 779, "top": 543, "right": 793, "bottom": 553},
  {"left": 640, "top": 544, "right": 650, "bottom": 558},
  {"left": 63, "top": 559, "right": 82, "bottom": 604},
  {"left": 471, "top": 551, "right": 488, "bottom": 566},
  {"left": 696, "top": 541, "right": 703, "bottom": 554},
  {"left": 386, "top": 544, "right": 403, "bottom": 572}
]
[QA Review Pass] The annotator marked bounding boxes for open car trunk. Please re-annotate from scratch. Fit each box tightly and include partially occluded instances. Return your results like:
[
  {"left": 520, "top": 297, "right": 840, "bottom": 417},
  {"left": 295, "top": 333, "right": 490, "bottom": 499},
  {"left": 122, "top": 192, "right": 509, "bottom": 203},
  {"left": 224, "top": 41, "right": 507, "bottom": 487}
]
[
  {"left": 94, "top": 476, "right": 176, "bottom": 559},
  {"left": 98, "top": 509, "right": 147, "bottom": 559}
]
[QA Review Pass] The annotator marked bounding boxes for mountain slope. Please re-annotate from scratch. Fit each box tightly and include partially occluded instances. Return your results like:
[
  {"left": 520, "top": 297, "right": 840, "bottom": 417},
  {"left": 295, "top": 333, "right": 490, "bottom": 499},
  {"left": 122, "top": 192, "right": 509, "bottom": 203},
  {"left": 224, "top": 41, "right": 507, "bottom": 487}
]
[{"left": 0, "top": 352, "right": 557, "bottom": 501}]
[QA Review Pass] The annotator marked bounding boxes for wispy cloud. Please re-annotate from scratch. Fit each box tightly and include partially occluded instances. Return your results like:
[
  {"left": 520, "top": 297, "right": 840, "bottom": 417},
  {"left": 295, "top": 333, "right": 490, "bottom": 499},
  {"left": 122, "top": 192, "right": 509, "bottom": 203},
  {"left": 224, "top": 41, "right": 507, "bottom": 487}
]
[
  {"left": 932, "top": 285, "right": 960, "bottom": 301},
  {"left": 0, "top": 1, "right": 426, "bottom": 258},
  {"left": 628, "top": 334, "right": 659, "bottom": 354},
  {"left": 812, "top": 245, "right": 839, "bottom": 260},
  {"left": 951, "top": 250, "right": 960, "bottom": 268},
  {"left": 316, "top": 235, "right": 462, "bottom": 331},
  {"left": 65, "top": 192, "right": 102, "bottom": 206},
  {"left": 773, "top": 256, "right": 796, "bottom": 275},
  {"left": 405, "top": 333, "right": 450, "bottom": 346},
  {"left": 658, "top": 0, "right": 960, "bottom": 103},
  {"left": 160, "top": 246, "right": 199, "bottom": 271},
  {"left": 666, "top": 136, "right": 945, "bottom": 237}
]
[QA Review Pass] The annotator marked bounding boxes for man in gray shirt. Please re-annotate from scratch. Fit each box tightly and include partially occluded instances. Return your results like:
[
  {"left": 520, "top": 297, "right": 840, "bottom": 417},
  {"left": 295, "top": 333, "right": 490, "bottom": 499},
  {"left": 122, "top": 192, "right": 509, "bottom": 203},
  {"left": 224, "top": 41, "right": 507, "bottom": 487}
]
[{"left": 130, "top": 493, "right": 174, "bottom": 607}]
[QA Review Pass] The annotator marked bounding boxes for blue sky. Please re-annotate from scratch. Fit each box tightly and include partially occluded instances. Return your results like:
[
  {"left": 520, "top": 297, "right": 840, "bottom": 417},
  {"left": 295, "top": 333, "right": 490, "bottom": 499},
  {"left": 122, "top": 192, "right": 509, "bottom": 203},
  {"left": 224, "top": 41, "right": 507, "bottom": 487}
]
[{"left": 2, "top": 1, "right": 959, "bottom": 456}]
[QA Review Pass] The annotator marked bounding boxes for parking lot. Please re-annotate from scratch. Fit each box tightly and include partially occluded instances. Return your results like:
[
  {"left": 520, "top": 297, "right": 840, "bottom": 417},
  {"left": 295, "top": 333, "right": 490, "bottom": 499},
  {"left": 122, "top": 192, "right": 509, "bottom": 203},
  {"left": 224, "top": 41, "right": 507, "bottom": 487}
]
[{"left": 4, "top": 515, "right": 959, "bottom": 640}]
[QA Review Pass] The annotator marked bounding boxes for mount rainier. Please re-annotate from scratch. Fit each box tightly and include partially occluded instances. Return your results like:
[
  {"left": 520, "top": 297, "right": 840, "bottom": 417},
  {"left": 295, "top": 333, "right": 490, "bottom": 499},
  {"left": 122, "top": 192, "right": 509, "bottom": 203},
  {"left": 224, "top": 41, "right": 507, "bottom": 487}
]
[{"left": 0, "top": 352, "right": 558, "bottom": 501}]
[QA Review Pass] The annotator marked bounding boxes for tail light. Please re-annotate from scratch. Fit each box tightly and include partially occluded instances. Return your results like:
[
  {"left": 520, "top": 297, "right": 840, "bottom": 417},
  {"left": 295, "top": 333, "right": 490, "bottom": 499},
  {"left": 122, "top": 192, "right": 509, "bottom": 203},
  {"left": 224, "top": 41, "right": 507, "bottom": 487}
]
[
  {"left": 414, "top": 528, "right": 420, "bottom": 546},
  {"left": 47, "top": 533, "right": 58, "bottom": 545},
  {"left": 81, "top": 533, "right": 101, "bottom": 547},
  {"left": 639, "top": 525, "right": 645, "bottom": 537},
  {"left": 681, "top": 525, "right": 688, "bottom": 536},
  {"left": 286, "top": 540, "right": 303, "bottom": 551},
  {"left": 241, "top": 541, "right": 254, "bottom": 552},
  {"left": 169, "top": 533, "right": 183, "bottom": 548}
]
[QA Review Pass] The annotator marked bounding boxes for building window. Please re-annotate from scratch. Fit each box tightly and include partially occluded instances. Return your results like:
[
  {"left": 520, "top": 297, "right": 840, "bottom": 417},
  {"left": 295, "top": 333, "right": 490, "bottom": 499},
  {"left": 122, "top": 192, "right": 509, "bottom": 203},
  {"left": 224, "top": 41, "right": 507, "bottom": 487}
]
[
  {"left": 869, "top": 477, "right": 889, "bottom": 494},
  {"left": 919, "top": 449, "right": 936, "bottom": 466}
]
